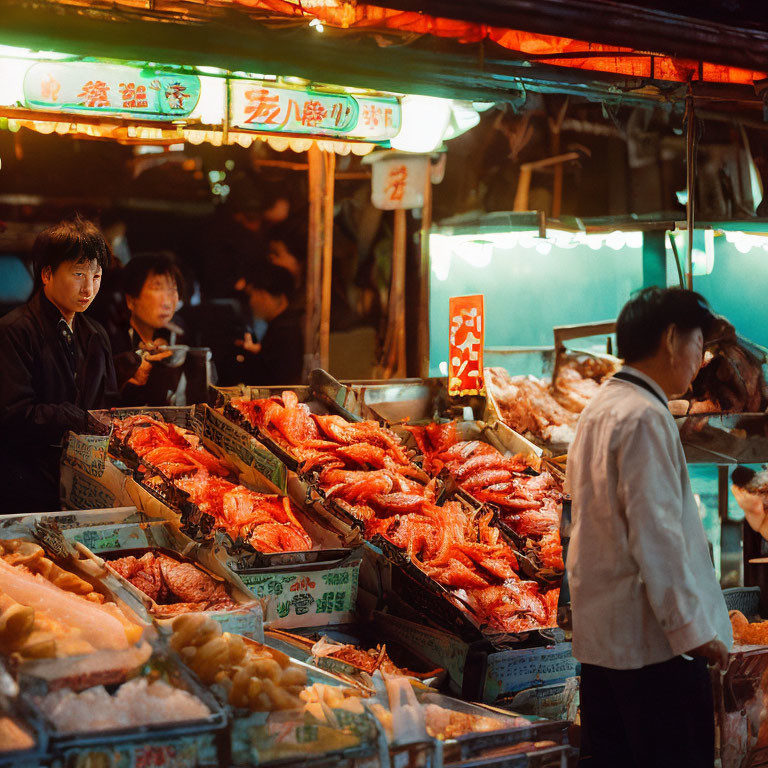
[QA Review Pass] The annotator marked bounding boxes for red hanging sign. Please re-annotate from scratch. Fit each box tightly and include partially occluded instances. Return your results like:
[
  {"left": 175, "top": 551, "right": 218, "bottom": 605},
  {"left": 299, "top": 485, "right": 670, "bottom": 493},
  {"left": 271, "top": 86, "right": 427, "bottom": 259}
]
[{"left": 448, "top": 294, "right": 485, "bottom": 396}]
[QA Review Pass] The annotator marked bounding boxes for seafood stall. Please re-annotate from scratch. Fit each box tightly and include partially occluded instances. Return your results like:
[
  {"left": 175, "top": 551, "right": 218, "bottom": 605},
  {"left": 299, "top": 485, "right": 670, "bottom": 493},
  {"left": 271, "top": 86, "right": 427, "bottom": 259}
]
[
  {"left": 0, "top": 373, "right": 574, "bottom": 765},
  {"left": 0, "top": 506, "right": 578, "bottom": 768},
  {"left": 205, "top": 377, "right": 578, "bottom": 714}
]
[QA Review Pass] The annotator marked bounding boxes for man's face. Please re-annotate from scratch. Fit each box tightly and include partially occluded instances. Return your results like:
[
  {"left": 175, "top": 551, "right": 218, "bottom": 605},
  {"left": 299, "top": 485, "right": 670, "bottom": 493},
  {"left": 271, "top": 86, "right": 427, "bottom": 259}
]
[
  {"left": 670, "top": 325, "right": 704, "bottom": 397},
  {"left": 127, "top": 271, "right": 179, "bottom": 331},
  {"left": 42, "top": 258, "right": 102, "bottom": 317}
]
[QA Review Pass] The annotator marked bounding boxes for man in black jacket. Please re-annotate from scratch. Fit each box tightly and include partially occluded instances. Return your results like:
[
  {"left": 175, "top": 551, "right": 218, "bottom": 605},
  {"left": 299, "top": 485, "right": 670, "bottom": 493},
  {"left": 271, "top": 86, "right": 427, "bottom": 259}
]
[
  {"left": 237, "top": 262, "right": 303, "bottom": 386},
  {"left": 0, "top": 217, "right": 116, "bottom": 512}
]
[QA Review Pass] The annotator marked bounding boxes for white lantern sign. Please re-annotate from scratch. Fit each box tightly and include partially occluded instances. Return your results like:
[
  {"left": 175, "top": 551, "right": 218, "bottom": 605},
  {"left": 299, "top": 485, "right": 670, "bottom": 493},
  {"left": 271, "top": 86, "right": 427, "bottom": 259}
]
[{"left": 370, "top": 153, "right": 430, "bottom": 210}]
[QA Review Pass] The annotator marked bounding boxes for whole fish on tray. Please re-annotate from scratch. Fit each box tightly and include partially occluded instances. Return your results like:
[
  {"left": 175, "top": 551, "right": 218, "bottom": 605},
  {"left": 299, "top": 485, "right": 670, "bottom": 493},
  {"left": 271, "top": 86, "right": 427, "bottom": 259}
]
[
  {"left": 232, "top": 392, "right": 557, "bottom": 634},
  {"left": 111, "top": 414, "right": 312, "bottom": 553}
]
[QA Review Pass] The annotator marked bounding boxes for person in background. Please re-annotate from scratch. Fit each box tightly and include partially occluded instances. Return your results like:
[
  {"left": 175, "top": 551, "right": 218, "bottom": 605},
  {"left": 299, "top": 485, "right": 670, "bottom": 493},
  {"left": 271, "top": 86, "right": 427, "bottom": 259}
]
[
  {"left": 111, "top": 253, "right": 187, "bottom": 406},
  {"left": 566, "top": 287, "right": 733, "bottom": 767},
  {"left": 0, "top": 216, "right": 116, "bottom": 512},
  {"left": 237, "top": 262, "right": 303, "bottom": 385},
  {"left": 87, "top": 210, "right": 132, "bottom": 339}
]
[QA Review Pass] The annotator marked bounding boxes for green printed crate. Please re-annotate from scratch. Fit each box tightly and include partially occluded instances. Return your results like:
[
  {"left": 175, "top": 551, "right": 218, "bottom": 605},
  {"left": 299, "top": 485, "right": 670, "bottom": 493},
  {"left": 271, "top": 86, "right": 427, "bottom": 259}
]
[{"left": 229, "top": 548, "right": 363, "bottom": 631}]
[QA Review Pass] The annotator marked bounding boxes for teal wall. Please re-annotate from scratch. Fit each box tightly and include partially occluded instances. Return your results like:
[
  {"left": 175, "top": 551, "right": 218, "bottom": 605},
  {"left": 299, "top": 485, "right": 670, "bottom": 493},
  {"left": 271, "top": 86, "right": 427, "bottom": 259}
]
[
  {"left": 428, "top": 231, "right": 644, "bottom": 376},
  {"left": 666, "top": 231, "right": 768, "bottom": 349},
  {"left": 429, "top": 227, "right": 768, "bottom": 376}
]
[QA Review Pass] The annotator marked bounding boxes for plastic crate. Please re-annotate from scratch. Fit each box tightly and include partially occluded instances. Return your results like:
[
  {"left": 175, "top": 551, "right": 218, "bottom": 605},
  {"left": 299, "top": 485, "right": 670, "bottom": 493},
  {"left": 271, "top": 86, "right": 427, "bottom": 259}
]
[{"left": 723, "top": 587, "right": 761, "bottom": 618}]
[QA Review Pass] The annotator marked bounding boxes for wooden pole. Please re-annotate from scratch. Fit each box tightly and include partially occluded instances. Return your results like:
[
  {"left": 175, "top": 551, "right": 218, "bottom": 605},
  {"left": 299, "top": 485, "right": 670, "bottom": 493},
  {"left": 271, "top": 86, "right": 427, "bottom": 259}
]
[
  {"left": 390, "top": 207, "right": 408, "bottom": 378},
  {"left": 304, "top": 143, "right": 324, "bottom": 380},
  {"left": 319, "top": 150, "right": 336, "bottom": 371},
  {"left": 418, "top": 168, "right": 433, "bottom": 379},
  {"left": 685, "top": 94, "right": 696, "bottom": 290},
  {"left": 549, "top": 98, "right": 568, "bottom": 219}
]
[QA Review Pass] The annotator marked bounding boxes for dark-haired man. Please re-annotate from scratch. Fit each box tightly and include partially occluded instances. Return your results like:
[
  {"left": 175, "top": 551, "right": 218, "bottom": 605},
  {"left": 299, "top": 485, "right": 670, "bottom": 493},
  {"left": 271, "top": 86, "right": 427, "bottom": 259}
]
[
  {"left": 110, "top": 253, "right": 186, "bottom": 406},
  {"left": 237, "top": 262, "right": 303, "bottom": 385},
  {"left": 0, "top": 217, "right": 116, "bottom": 512},
  {"left": 566, "top": 287, "right": 733, "bottom": 767}
]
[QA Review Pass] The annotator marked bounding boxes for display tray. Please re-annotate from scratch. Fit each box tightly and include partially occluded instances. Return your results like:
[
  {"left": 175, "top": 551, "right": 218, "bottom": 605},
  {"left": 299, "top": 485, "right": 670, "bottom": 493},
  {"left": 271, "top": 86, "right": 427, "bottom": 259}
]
[
  {"left": 97, "top": 546, "right": 257, "bottom": 615},
  {"left": 264, "top": 624, "right": 446, "bottom": 688},
  {"left": 91, "top": 407, "right": 347, "bottom": 567},
  {"left": 0, "top": 695, "right": 48, "bottom": 768},
  {"left": 24, "top": 655, "right": 227, "bottom": 753},
  {"left": 394, "top": 420, "right": 563, "bottom": 588},
  {"left": 446, "top": 743, "right": 575, "bottom": 768},
  {"left": 220, "top": 646, "right": 379, "bottom": 768},
  {"left": 217, "top": 395, "right": 555, "bottom": 644},
  {"left": 421, "top": 692, "right": 569, "bottom": 765},
  {"left": 676, "top": 413, "right": 768, "bottom": 464}
]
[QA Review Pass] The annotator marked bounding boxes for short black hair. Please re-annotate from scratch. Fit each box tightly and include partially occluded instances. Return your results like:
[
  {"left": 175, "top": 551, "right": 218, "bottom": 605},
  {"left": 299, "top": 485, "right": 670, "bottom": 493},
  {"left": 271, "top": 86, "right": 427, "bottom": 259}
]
[
  {"left": 33, "top": 216, "right": 111, "bottom": 292},
  {"left": 244, "top": 261, "right": 295, "bottom": 299},
  {"left": 122, "top": 252, "right": 184, "bottom": 299},
  {"left": 617, "top": 287, "right": 717, "bottom": 363}
]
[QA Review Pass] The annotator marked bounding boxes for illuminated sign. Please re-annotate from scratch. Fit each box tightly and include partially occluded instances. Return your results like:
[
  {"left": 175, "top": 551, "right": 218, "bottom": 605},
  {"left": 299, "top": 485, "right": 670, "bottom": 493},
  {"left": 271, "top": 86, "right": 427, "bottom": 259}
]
[
  {"left": 229, "top": 80, "right": 400, "bottom": 142},
  {"left": 448, "top": 294, "right": 485, "bottom": 397},
  {"left": 23, "top": 62, "right": 200, "bottom": 119},
  {"left": 370, "top": 153, "right": 429, "bottom": 210}
]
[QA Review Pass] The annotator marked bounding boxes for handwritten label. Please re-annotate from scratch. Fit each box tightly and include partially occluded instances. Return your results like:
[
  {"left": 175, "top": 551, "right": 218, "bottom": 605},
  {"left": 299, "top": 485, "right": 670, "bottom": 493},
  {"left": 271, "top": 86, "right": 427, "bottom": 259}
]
[
  {"left": 66, "top": 470, "right": 117, "bottom": 510},
  {"left": 209, "top": 606, "right": 264, "bottom": 642},
  {"left": 485, "top": 643, "right": 578, "bottom": 701},
  {"left": 238, "top": 564, "right": 359, "bottom": 622},
  {"left": 70, "top": 525, "right": 122, "bottom": 552},
  {"left": 371, "top": 154, "right": 429, "bottom": 211},
  {"left": 65, "top": 432, "right": 109, "bottom": 478},
  {"left": 198, "top": 406, "right": 287, "bottom": 492},
  {"left": 448, "top": 294, "right": 485, "bottom": 397},
  {"left": 375, "top": 614, "right": 468, "bottom": 686}
]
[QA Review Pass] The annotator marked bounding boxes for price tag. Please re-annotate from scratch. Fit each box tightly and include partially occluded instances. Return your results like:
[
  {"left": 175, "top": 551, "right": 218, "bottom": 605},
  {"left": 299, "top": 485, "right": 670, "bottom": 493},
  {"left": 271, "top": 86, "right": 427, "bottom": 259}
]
[{"left": 209, "top": 606, "right": 264, "bottom": 641}]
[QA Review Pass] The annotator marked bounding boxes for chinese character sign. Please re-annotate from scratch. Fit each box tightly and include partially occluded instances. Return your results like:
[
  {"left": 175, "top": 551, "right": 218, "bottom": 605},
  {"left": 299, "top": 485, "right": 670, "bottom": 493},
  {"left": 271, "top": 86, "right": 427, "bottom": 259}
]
[
  {"left": 370, "top": 153, "right": 429, "bottom": 210},
  {"left": 448, "top": 295, "right": 485, "bottom": 396},
  {"left": 24, "top": 62, "right": 200, "bottom": 119},
  {"left": 229, "top": 80, "right": 400, "bottom": 141}
]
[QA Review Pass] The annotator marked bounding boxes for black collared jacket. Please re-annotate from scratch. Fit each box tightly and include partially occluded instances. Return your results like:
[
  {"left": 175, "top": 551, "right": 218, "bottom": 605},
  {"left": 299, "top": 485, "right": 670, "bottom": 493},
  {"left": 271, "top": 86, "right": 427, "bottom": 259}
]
[{"left": 0, "top": 292, "right": 117, "bottom": 512}]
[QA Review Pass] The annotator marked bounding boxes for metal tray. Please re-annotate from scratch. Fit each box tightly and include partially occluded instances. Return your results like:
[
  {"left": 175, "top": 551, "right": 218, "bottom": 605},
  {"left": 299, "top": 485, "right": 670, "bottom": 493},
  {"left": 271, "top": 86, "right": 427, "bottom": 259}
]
[{"left": 25, "top": 654, "right": 227, "bottom": 752}]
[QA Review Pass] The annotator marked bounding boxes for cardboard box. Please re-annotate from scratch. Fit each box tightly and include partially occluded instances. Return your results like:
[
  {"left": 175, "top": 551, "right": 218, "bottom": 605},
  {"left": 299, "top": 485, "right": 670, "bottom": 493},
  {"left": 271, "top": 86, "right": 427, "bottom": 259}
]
[
  {"left": 370, "top": 611, "right": 578, "bottom": 708},
  {"left": 228, "top": 548, "right": 363, "bottom": 631}
]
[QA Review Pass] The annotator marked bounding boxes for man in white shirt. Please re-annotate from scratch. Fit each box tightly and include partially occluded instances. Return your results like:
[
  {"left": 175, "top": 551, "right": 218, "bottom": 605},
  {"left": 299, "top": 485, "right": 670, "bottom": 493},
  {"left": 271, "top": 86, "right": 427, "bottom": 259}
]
[{"left": 566, "top": 287, "right": 732, "bottom": 767}]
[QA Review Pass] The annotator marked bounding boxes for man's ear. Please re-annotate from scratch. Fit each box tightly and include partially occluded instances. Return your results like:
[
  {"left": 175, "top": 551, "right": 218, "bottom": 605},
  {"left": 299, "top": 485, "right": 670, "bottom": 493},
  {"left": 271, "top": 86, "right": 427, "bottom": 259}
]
[
  {"left": 662, "top": 323, "right": 677, "bottom": 358},
  {"left": 126, "top": 295, "right": 136, "bottom": 313},
  {"left": 40, "top": 265, "right": 53, "bottom": 286}
]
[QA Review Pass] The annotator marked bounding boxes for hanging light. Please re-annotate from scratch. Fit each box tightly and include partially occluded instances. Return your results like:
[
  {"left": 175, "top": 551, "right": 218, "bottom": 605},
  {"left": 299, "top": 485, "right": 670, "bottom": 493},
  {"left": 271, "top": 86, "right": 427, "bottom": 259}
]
[{"left": 390, "top": 95, "right": 452, "bottom": 153}]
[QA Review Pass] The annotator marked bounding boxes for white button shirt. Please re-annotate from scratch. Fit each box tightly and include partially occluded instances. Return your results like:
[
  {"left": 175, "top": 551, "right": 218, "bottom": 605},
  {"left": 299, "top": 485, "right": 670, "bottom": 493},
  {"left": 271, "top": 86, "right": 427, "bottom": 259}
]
[{"left": 565, "top": 366, "right": 733, "bottom": 669}]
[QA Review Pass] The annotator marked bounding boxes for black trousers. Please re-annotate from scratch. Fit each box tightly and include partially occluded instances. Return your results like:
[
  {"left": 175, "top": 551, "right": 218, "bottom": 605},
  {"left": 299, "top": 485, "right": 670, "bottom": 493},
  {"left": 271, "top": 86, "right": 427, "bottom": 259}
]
[{"left": 579, "top": 656, "right": 714, "bottom": 768}]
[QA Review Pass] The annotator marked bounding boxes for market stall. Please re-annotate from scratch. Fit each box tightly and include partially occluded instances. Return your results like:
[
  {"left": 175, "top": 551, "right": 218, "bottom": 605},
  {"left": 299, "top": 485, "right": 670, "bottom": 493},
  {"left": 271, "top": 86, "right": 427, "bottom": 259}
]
[
  {"left": 0, "top": 380, "right": 579, "bottom": 767},
  {"left": 2, "top": 0, "right": 768, "bottom": 763}
]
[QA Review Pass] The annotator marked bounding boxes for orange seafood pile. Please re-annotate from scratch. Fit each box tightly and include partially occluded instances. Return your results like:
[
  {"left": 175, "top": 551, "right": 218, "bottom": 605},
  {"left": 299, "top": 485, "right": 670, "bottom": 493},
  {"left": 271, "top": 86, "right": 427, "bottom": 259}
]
[
  {"left": 485, "top": 356, "right": 615, "bottom": 445},
  {"left": 111, "top": 415, "right": 312, "bottom": 553},
  {"left": 405, "top": 422, "right": 565, "bottom": 571},
  {"left": 231, "top": 393, "right": 557, "bottom": 633}
]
